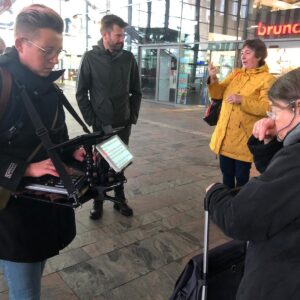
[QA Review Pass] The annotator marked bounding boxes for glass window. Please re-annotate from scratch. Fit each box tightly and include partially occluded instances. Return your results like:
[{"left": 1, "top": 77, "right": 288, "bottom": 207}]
[
  {"left": 227, "top": 14, "right": 238, "bottom": 28},
  {"left": 228, "top": 0, "right": 239, "bottom": 15},
  {"left": 213, "top": 26, "right": 223, "bottom": 34},
  {"left": 168, "top": 16, "right": 182, "bottom": 34},
  {"left": 170, "top": 1, "right": 183, "bottom": 19},
  {"left": 150, "top": 1, "right": 166, "bottom": 28},
  {"left": 240, "top": 5, "right": 248, "bottom": 18},
  {"left": 110, "top": 7, "right": 128, "bottom": 22},
  {"left": 215, "top": 0, "right": 225, "bottom": 12},
  {"left": 200, "top": 8, "right": 210, "bottom": 23},
  {"left": 214, "top": 12, "right": 224, "bottom": 27},
  {"left": 182, "top": 3, "right": 196, "bottom": 19},
  {"left": 181, "top": 19, "right": 196, "bottom": 43},
  {"left": 201, "top": 0, "right": 211, "bottom": 9},
  {"left": 132, "top": 8, "right": 148, "bottom": 28},
  {"left": 199, "top": 23, "right": 209, "bottom": 42},
  {"left": 110, "top": 0, "right": 128, "bottom": 10}
]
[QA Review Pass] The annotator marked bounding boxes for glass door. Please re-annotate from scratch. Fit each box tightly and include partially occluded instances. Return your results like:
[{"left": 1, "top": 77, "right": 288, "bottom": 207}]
[
  {"left": 157, "top": 47, "right": 179, "bottom": 103},
  {"left": 140, "top": 48, "right": 157, "bottom": 100},
  {"left": 140, "top": 46, "right": 179, "bottom": 103}
]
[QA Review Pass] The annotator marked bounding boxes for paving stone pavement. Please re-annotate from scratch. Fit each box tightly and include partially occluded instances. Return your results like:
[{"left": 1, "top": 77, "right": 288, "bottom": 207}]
[{"left": 0, "top": 82, "right": 230, "bottom": 300}]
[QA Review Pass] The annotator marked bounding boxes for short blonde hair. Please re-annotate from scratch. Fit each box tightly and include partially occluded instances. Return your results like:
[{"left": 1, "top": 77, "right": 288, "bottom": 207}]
[{"left": 14, "top": 4, "right": 64, "bottom": 39}]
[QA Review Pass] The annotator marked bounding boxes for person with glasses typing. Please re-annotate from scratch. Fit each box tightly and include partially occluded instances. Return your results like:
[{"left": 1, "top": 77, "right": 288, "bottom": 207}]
[
  {"left": 205, "top": 68, "right": 300, "bottom": 300},
  {"left": 0, "top": 5, "right": 85, "bottom": 299}
]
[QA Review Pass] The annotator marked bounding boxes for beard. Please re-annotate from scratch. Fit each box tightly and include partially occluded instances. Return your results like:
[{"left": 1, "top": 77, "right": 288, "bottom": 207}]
[{"left": 109, "top": 42, "right": 124, "bottom": 52}]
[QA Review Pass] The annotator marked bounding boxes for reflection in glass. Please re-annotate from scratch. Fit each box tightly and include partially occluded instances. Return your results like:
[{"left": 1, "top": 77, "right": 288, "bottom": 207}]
[
  {"left": 158, "top": 48, "right": 179, "bottom": 102},
  {"left": 141, "top": 49, "right": 157, "bottom": 100}
]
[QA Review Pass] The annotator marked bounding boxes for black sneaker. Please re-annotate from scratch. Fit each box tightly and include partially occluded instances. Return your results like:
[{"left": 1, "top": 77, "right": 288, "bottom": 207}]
[
  {"left": 113, "top": 201, "right": 133, "bottom": 217},
  {"left": 90, "top": 199, "right": 103, "bottom": 220}
]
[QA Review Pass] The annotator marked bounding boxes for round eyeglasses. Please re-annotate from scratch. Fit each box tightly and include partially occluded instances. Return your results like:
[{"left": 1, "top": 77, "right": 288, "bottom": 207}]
[{"left": 25, "top": 39, "right": 66, "bottom": 60}]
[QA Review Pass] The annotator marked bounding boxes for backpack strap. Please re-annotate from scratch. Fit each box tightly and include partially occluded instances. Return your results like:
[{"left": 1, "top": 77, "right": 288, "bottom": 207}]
[{"left": 0, "top": 67, "right": 12, "bottom": 121}]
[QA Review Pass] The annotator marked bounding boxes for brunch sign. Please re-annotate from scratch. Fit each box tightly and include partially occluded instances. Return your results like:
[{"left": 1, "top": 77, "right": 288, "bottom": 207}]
[{"left": 257, "top": 21, "right": 300, "bottom": 36}]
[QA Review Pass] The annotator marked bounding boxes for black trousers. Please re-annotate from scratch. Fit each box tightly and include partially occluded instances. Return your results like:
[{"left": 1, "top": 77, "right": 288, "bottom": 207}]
[{"left": 219, "top": 155, "right": 251, "bottom": 189}]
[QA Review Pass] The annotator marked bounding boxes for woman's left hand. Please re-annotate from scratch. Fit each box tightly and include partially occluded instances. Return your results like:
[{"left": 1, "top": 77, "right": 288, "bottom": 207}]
[
  {"left": 73, "top": 147, "right": 86, "bottom": 162},
  {"left": 206, "top": 183, "right": 217, "bottom": 193},
  {"left": 226, "top": 94, "right": 242, "bottom": 104}
]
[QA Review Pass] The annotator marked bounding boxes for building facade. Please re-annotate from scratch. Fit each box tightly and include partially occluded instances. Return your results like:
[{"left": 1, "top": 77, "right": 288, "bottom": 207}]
[{"left": 0, "top": 0, "right": 299, "bottom": 105}]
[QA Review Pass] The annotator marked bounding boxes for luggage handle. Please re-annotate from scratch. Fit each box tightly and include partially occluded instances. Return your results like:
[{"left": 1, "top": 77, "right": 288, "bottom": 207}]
[{"left": 201, "top": 197, "right": 210, "bottom": 300}]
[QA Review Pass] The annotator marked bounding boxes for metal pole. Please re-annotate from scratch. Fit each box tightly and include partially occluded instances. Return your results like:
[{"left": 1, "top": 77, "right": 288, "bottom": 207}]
[{"left": 201, "top": 209, "right": 210, "bottom": 300}]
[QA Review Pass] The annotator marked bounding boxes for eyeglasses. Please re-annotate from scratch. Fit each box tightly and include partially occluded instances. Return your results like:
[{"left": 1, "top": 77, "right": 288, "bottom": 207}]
[
  {"left": 266, "top": 100, "right": 296, "bottom": 120},
  {"left": 25, "top": 39, "right": 66, "bottom": 60}
]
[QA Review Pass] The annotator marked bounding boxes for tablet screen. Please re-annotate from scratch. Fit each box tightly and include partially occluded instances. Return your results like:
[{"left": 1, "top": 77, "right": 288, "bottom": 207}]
[{"left": 96, "top": 135, "right": 133, "bottom": 172}]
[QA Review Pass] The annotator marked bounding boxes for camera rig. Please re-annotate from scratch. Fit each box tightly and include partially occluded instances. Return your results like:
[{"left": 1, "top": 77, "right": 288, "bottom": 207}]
[
  {"left": 13, "top": 80, "right": 132, "bottom": 209},
  {"left": 19, "top": 129, "right": 131, "bottom": 208}
]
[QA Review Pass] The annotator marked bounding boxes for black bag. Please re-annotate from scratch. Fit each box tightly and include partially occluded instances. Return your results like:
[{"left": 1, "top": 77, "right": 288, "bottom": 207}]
[
  {"left": 169, "top": 240, "right": 246, "bottom": 300},
  {"left": 169, "top": 195, "right": 246, "bottom": 300},
  {"left": 203, "top": 99, "right": 222, "bottom": 126}
]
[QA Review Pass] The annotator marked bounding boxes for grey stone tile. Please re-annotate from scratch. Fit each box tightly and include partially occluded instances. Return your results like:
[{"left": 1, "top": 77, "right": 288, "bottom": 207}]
[
  {"left": 104, "top": 262, "right": 183, "bottom": 300},
  {"left": 44, "top": 248, "right": 90, "bottom": 276},
  {"left": 58, "top": 247, "right": 151, "bottom": 299},
  {"left": 82, "top": 234, "right": 122, "bottom": 258},
  {"left": 116, "top": 221, "right": 167, "bottom": 246},
  {"left": 41, "top": 273, "right": 79, "bottom": 300},
  {"left": 63, "top": 228, "right": 107, "bottom": 252},
  {"left": 161, "top": 210, "right": 199, "bottom": 229}
]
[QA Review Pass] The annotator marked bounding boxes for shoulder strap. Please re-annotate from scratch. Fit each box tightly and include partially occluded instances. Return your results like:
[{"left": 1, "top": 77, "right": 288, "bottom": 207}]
[
  {"left": 54, "top": 84, "right": 90, "bottom": 134},
  {"left": 0, "top": 67, "right": 12, "bottom": 121}
]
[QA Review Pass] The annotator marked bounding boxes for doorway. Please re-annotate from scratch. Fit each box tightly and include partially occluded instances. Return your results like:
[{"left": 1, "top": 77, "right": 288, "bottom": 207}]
[{"left": 140, "top": 46, "right": 179, "bottom": 103}]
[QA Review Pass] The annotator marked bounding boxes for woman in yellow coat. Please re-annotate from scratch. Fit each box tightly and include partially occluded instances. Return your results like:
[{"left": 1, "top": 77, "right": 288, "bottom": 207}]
[{"left": 207, "top": 39, "right": 275, "bottom": 188}]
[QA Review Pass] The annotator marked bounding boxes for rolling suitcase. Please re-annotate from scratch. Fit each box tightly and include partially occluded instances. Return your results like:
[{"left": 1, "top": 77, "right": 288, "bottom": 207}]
[{"left": 169, "top": 199, "right": 246, "bottom": 300}]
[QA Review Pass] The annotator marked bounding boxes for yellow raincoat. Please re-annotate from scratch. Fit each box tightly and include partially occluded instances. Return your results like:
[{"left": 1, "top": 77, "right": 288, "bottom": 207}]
[{"left": 208, "top": 64, "right": 275, "bottom": 162}]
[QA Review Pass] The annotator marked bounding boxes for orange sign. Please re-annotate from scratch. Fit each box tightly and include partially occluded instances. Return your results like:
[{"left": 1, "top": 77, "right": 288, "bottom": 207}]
[{"left": 257, "top": 21, "right": 300, "bottom": 36}]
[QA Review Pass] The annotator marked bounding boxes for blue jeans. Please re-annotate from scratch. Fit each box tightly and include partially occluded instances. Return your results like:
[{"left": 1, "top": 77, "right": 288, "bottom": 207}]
[
  {"left": 0, "top": 259, "right": 46, "bottom": 300},
  {"left": 219, "top": 155, "right": 251, "bottom": 189}
]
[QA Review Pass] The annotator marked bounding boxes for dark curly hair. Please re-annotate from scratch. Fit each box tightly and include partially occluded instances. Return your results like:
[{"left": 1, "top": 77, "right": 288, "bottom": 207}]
[{"left": 242, "top": 39, "right": 268, "bottom": 67}]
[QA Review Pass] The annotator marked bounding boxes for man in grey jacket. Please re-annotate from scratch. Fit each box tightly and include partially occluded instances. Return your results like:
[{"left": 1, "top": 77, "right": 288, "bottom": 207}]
[{"left": 76, "top": 14, "right": 142, "bottom": 219}]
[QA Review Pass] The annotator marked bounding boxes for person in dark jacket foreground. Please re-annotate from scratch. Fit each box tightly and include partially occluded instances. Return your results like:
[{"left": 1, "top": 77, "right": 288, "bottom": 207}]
[
  {"left": 76, "top": 14, "right": 142, "bottom": 219},
  {"left": 205, "top": 67, "right": 300, "bottom": 300},
  {"left": 0, "top": 5, "right": 85, "bottom": 299}
]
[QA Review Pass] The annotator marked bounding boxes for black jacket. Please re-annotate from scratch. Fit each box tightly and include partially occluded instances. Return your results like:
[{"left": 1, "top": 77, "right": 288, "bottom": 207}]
[
  {"left": 206, "top": 133, "right": 300, "bottom": 300},
  {"left": 76, "top": 40, "right": 142, "bottom": 131},
  {"left": 0, "top": 48, "right": 76, "bottom": 262}
]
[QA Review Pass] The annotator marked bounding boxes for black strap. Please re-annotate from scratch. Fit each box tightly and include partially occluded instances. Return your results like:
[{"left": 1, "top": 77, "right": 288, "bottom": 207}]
[
  {"left": 15, "top": 81, "right": 77, "bottom": 198},
  {"left": 54, "top": 84, "right": 90, "bottom": 134},
  {"left": 0, "top": 67, "right": 12, "bottom": 121}
]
